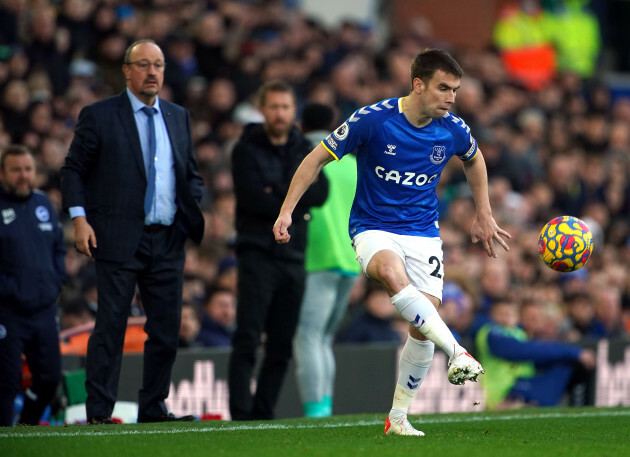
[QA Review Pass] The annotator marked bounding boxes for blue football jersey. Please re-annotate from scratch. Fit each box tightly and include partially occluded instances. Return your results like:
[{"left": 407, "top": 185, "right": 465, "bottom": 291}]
[{"left": 322, "top": 97, "right": 477, "bottom": 238}]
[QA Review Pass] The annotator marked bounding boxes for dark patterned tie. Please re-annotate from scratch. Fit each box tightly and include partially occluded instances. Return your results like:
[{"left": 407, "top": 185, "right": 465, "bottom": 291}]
[{"left": 141, "top": 106, "right": 157, "bottom": 216}]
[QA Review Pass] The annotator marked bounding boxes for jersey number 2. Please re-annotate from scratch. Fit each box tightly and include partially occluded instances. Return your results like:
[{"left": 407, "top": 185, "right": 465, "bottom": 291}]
[{"left": 429, "top": 256, "right": 442, "bottom": 278}]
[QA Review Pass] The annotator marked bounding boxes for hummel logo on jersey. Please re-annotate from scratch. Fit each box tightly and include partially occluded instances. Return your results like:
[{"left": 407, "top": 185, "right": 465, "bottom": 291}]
[
  {"left": 384, "top": 144, "right": 397, "bottom": 155},
  {"left": 2, "top": 208, "right": 16, "bottom": 225}
]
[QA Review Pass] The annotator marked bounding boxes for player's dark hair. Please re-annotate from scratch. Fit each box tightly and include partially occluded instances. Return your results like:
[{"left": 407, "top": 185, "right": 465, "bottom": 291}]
[
  {"left": 0, "top": 144, "right": 33, "bottom": 170},
  {"left": 410, "top": 48, "right": 463, "bottom": 89},
  {"left": 256, "top": 79, "right": 296, "bottom": 107}
]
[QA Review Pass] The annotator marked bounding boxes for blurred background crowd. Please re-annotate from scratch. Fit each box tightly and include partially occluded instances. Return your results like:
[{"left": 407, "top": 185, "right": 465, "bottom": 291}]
[{"left": 1, "top": 0, "right": 629, "bottom": 353}]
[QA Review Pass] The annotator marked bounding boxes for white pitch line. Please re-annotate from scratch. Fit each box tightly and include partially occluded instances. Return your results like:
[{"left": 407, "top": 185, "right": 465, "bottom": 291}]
[{"left": 2, "top": 409, "right": 630, "bottom": 439}]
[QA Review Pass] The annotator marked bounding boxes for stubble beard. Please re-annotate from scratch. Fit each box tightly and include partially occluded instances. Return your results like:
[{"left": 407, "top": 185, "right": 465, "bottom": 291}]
[
  {"left": 270, "top": 118, "right": 292, "bottom": 135},
  {"left": 6, "top": 181, "right": 33, "bottom": 198}
]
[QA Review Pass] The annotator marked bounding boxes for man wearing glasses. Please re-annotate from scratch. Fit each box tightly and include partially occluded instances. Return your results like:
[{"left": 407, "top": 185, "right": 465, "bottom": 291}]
[{"left": 62, "top": 39, "right": 205, "bottom": 424}]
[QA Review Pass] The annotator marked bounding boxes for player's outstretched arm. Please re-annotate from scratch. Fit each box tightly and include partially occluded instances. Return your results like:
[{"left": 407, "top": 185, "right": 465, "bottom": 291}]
[
  {"left": 273, "top": 143, "right": 334, "bottom": 244},
  {"left": 462, "top": 149, "right": 511, "bottom": 258}
]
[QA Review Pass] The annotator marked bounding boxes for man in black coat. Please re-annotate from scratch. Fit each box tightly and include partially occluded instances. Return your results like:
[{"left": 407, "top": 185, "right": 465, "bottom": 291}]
[
  {"left": 229, "top": 80, "right": 328, "bottom": 420},
  {"left": 61, "top": 39, "right": 204, "bottom": 424}
]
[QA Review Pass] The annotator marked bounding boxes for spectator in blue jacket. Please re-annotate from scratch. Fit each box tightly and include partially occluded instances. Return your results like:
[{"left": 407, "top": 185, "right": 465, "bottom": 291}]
[
  {"left": 0, "top": 145, "right": 66, "bottom": 426},
  {"left": 336, "top": 283, "right": 402, "bottom": 345},
  {"left": 563, "top": 292, "right": 608, "bottom": 342},
  {"left": 198, "top": 285, "right": 236, "bottom": 348},
  {"left": 476, "top": 300, "right": 595, "bottom": 410}
]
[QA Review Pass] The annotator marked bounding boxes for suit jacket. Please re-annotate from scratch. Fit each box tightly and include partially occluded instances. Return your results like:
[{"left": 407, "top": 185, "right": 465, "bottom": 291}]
[{"left": 61, "top": 91, "right": 204, "bottom": 262}]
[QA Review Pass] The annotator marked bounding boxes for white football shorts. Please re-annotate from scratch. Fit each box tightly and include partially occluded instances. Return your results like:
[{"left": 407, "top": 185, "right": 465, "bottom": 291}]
[{"left": 351, "top": 230, "right": 444, "bottom": 301}]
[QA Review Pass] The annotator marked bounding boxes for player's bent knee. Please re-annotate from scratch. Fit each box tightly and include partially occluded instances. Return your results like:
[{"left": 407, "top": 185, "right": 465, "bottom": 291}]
[{"left": 366, "top": 261, "right": 407, "bottom": 293}]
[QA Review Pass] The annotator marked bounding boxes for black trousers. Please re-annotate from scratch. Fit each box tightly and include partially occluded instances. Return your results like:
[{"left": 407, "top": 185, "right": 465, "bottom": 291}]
[
  {"left": 86, "top": 225, "right": 185, "bottom": 420},
  {"left": 0, "top": 306, "right": 61, "bottom": 426},
  {"left": 228, "top": 249, "right": 306, "bottom": 420}
]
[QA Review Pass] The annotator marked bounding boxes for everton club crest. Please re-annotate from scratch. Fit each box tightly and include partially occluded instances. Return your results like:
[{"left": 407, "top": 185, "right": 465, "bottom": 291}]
[{"left": 430, "top": 145, "right": 446, "bottom": 165}]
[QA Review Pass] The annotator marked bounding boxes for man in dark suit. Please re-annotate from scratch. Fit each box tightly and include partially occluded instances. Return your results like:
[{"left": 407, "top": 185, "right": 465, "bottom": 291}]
[{"left": 61, "top": 39, "right": 204, "bottom": 424}]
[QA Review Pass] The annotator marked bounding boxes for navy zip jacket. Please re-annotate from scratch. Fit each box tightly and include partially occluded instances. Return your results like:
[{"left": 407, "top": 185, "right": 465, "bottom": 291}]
[{"left": 0, "top": 186, "right": 66, "bottom": 315}]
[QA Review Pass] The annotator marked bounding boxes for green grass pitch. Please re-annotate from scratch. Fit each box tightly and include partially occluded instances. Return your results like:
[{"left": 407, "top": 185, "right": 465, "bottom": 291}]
[{"left": 2, "top": 407, "right": 629, "bottom": 457}]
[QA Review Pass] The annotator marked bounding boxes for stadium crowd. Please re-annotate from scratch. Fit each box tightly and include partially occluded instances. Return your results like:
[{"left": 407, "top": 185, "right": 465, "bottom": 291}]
[{"left": 0, "top": 0, "right": 629, "bottom": 370}]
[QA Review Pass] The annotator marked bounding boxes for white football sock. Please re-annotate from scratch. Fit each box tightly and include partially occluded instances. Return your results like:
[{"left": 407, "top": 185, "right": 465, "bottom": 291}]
[
  {"left": 391, "top": 285, "right": 464, "bottom": 358},
  {"left": 390, "top": 336, "right": 434, "bottom": 418}
]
